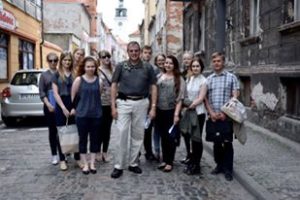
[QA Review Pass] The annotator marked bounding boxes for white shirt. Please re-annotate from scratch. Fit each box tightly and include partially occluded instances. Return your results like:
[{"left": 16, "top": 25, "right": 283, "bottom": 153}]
[{"left": 186, "top": 74, "right": 207, "bottom": 115}]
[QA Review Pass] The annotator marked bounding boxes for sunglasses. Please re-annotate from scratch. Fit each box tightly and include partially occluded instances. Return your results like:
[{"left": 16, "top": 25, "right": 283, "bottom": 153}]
[
  {"left": 48, "top": 59, "right": 58, "bottom": 63},
  {"left": 101, "top": 55, "right": 111, "bottom": 59}
]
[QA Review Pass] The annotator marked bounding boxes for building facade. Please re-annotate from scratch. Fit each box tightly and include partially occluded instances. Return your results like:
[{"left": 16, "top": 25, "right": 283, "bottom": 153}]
[
  {"left": 44, "top": 0, "right": 91, "bottom": 54},
  {"left": 181, "top": 0, "right": 300, "bottom": 142},
  {"left": 0, "top": 0, "right": 61, "bottom": 91},
  {"left": 142, "top": 0, "right": 184, "bottom": 58}
]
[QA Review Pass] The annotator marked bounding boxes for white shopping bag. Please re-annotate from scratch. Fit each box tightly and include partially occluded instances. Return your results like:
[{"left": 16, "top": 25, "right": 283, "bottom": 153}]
[{"left": 58, "top": 118, "right": 79, "bottom": 154}]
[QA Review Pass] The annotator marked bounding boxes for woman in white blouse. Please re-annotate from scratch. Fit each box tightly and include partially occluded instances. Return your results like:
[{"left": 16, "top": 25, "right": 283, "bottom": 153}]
[{"left": 184, "top": 58, "right": 207, "bottom": 175}]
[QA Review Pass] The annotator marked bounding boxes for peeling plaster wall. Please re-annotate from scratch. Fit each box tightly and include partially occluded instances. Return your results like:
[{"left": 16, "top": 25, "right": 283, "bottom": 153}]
[{"left": 166, "top": 1, "right": 183, "bottom": 57}]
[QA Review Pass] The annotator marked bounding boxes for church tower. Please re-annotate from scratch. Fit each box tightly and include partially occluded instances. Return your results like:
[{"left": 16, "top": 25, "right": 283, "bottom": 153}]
[{"left": 114, "top": 0, "right": 128, "bottom": 33}]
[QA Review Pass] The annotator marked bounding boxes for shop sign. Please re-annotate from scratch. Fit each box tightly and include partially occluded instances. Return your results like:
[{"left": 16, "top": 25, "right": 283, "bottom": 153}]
[{"left": 0, "top": 9, "right": 16, "bottom": 30}]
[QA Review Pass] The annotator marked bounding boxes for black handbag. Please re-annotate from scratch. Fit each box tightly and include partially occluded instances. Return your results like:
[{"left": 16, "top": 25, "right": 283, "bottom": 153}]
[{"left": 205, "top": 119, "right": 233, "bottom": 142}]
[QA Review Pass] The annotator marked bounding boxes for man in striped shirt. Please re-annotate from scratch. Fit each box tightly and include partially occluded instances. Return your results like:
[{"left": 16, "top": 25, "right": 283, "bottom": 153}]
[{"left": 205, "top": 52, "right": 240, "bottom": 181}]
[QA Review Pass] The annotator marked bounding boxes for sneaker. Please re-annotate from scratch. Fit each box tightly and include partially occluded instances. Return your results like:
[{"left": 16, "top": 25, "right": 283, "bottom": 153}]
[
  {"left": 128, "top": 166, "right": 142, "bottom": 174},
  {"left": 60, "top": 161, "right": 68, "bottom": 171},
  {"left": 111, "top": 168, "right": 123, "bottom": 178},
  {"left": 51, "top": 155, "right": 58, "bottom": 165}
]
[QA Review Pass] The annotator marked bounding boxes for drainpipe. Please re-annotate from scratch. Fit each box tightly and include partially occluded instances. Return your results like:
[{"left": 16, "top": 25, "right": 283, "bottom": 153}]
[
  {"left": 39, "top": 0, "right": 44, "bottom": 68},
  {"left": 216, "top": 0, "right": 226, "bottom": 52}
]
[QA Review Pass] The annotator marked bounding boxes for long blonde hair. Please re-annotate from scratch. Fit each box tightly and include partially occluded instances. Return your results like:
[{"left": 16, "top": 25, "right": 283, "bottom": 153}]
[{"left": 58, "top": 51, "right": 75, "bottom": 81}]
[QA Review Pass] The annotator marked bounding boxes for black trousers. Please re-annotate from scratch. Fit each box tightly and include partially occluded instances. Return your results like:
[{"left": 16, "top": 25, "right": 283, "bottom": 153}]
[
  {"left": 144, "top": 120, "right": 154, "bottom": 156},
  {"left": 99, "top": 106, "right": 112, "bottom": 153},
  {"left": 190, "top": 114, "right": 206, "bottom": 166},
  {"left": 55, "top": 96, "right": 80, "bottom": 161},
  {"left": 213, "top": 142, "right": 234, "bottom": 173},
  {"left": 76, "top": 117, "right": 101, "bottom": 154},
  {"left": 156, "top": 109, "right": 177, "bottom": 165},
  {"left": 43, "top": 105, "right": 61, "bottom": 157}
]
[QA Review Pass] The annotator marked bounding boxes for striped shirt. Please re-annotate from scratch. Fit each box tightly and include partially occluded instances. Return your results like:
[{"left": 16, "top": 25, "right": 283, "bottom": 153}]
[{"left": 206, "top": 70, "right": 239, "bottom": 113}]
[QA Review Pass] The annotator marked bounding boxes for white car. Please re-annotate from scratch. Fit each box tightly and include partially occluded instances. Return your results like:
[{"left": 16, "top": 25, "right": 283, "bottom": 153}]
[{"left": 1, "top": 69, "right": 45, "bottom": 126}]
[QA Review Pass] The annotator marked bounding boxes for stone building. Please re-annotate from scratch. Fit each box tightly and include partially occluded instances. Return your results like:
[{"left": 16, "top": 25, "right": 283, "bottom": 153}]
[
  {"left": 142, "top": 0, "right": 184, "bottom": 57},
  {"left": 181, "top": 0, "right": 300, "bottom": 142}
]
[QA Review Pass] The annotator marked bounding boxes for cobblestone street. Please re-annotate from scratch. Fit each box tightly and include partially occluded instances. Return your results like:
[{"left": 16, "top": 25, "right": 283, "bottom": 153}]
[{"left": 0, "top": 125, "right": 254, "bottom": 200}]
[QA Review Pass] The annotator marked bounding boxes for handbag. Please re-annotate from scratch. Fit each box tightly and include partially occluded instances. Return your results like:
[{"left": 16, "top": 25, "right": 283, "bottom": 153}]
[
  {"left": 221, "top": 97, "right": 247, "bottom": 123},
  {"left": 58, "top": 118, "right": 79, "bottom": 154},
  {"left": 205, "top": 119, "right": 233, "bottom": 142}
]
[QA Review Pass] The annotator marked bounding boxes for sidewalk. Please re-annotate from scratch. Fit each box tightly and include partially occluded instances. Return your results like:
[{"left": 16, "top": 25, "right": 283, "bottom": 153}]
[{"left": 204, "top": 121, "right": 300, "bottom": 200}]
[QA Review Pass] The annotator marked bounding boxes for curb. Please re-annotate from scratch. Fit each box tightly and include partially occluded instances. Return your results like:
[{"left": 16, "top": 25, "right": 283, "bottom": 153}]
[
  {"left": 244, "top": 121, "right": 300, "bottom": 154},
  {"left": 203, "top": 143, "right": 279, "bottom": 200}
]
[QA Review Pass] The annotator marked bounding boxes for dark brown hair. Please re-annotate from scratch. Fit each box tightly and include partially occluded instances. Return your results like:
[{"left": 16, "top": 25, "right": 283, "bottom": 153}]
[
  {"left": 76, "top": 56, "right": 99, "bottom": 77},
  {"left": 166, "top": 55, "right": 181, "bottom": 96}
]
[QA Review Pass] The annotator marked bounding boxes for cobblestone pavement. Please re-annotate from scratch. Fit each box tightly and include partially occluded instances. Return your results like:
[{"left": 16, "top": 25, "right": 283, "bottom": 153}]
[
  {"left": 206, "top": 122, "right": 300, "bottom": 200},
  {"left": 0, "top": 124, "right": 254, "bottom": 200}
]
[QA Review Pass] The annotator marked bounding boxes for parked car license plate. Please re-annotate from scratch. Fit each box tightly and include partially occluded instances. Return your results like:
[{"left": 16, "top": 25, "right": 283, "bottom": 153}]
[{"left": 19, "top": 94, "right": 39, "bottom": 100}]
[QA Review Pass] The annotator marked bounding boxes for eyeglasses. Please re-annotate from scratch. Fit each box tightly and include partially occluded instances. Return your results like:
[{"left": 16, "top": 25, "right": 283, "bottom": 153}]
[
  {"left": 101, "top": 55, "right": 111, "bottom": 59},
  {"left": 48, "top": 59, "right": 58, "bottom": 63},
  {"left": 192, "top": 65, "right": 200, "bottom": 67}
]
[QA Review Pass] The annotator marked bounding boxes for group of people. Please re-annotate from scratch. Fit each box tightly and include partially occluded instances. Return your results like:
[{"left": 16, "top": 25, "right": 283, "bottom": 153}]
[
  {"left": 39, "top": 41, "right": 240, "bottom": 182},
  {"left": 39, "top": 48, "right": 113, "bottom": 174}
]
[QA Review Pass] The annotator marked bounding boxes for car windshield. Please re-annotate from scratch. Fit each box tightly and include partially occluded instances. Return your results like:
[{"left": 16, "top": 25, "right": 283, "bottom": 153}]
[{"left": 11, "top": 72, "right": 41, "bottom": 86}]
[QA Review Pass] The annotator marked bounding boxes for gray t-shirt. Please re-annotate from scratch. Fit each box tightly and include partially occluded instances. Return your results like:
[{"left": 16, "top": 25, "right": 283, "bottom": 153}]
[
  {"left": 112, "top": 60, "right": 156, "bottom": 96},
  {"left": 157, "top": 76, "right": 185, "bottom": 110},
  {"left": 39, "top": 69, "right": 55, "bottom": 100}
]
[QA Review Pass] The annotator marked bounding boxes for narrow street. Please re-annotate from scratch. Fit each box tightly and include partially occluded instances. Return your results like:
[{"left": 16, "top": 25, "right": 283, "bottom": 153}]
[{"left": 0, "top": 122, "right": 254, "bottom": 200}]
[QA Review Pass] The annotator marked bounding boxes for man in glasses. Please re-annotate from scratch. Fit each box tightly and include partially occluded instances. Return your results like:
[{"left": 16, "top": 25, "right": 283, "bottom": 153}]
[
  {"left": 110, "top": 41, "right": 157, "bottom": 178},
  {"left": 39, "top": 52, "right": 62, "bottom": 166}
]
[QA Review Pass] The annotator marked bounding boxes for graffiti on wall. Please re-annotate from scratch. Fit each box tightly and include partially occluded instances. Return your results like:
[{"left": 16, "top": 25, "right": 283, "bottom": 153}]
[{"left": 251, "top": 82, "right": 278, "bottom": 111}]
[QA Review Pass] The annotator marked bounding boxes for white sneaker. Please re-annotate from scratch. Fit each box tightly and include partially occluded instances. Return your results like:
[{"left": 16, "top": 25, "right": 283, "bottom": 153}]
[{"left": 51, "top": 155, "right": 58, "bottom": 165}]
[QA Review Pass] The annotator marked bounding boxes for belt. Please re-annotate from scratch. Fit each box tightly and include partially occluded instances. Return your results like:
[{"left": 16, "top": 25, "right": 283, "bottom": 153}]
[{"left": 117, "top": 92, "right": 146, "bottom": 101}]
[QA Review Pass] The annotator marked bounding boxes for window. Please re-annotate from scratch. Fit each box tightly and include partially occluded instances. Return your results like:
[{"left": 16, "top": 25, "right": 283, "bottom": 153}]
[
  {"left": 19, "top": 40, "right": 34, "bottom": 70},
  {"left": 199, "top": 7, "right": 205, "bottom": 52},
  {"left": 243, "top": 0, "right": 260, "bottom": 37},
  {"left": 250, "top": 0, "right": 260, "bottom": 35},
  {"left": 0, "top": 33, "right": 9, "bottom": 81},
  {"left": 240, "top": 77, "right": 251, "bottom": 107},
  {"left": 281, "top": 77, "right": 300, "bottom": 119},
  {"left": 284, "top": 0, "right": 300, "bottom": 23}
]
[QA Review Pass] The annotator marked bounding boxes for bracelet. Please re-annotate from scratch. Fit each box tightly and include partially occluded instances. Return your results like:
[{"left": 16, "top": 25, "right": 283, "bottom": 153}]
[
  {"left": 174, "top": 114, "right": 179, "bottom": 117},
  {"left": 151, "top": 104, "right": 156, "bottom": 107}
]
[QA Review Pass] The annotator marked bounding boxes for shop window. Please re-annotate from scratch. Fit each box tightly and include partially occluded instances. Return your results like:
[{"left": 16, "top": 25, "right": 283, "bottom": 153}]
[
  {"left": 0, "top": 33, "right": 9, "bottom": 81},
  {"left": 281, "top": 77, "right": 300, "bottom": 119},
  {"left": 19, "top": 40, "right": 35, "bottom": 70},
  {"left": 239, "top": 76, "right": 251, "bottom": 107},
  {"left": 284, "top": 0, "right": 300, "bottom": 23}
]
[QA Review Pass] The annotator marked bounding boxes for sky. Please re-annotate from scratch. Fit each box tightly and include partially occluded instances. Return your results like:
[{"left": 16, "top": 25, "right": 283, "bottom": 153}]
[{"left": 97, "top": 0, "right": 144, "bottom": 42}]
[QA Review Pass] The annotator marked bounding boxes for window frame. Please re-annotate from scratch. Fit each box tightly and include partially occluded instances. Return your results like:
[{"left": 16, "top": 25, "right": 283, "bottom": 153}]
[
  {"left": 18, "top": 39, "right": 35, "bottom": 70},
  {"left": 0, "top": 32, "right": 9, "bottom": 82},
  {"left": 249, "top": 0, "right": 260, "bottom": 36}
]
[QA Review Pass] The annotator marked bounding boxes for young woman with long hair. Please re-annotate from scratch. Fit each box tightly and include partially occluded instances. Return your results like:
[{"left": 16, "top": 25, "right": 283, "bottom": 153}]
[
  {"left": 71, "top": 56, "right": 102, "bottom": 175},
  {"left": 155, "top": 55, "right": 185, "bottom": 172},
  {"left": 52, "top": 51, "right": 81, "bottom": 171}
]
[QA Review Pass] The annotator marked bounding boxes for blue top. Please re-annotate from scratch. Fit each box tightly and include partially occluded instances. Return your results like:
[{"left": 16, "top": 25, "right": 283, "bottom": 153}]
[{"left": 76, "top": 76, "right": 102, "bottom": 118}]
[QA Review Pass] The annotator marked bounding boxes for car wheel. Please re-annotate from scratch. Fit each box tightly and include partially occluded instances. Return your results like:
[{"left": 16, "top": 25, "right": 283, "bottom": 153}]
[{"left": 1, "top": 116, "right": 16, "bottom": 127}]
